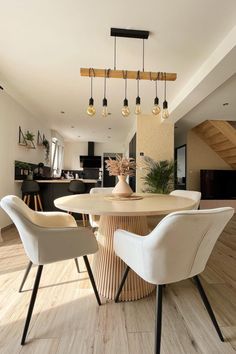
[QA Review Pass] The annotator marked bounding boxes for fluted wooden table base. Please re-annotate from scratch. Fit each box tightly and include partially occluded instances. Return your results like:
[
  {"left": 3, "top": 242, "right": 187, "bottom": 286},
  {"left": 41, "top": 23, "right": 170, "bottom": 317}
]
[{"left": 93, "top": 215, "right": 155, "bottom": 301}]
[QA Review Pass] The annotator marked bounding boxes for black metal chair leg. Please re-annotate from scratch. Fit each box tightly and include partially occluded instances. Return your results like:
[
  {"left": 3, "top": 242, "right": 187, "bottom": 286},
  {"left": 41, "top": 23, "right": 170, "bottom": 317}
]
[
  {"left": 74, "top": 258, "right": 81, "bottom": 273},
  {"left": 83, "top": 256, "right": 101, "bottom": 306},
  {"left": 21, "top": 265, "right": 43, "bottom": 345},
  {"left": 155, "top": 285, "right": 163, "bottom": 354},
  {"left": 19, "top": 261, "right": 33, "bottom": 292},
  {"left": 193, "top": 275, "right": 224, "bottom": 342},
  {"left": 115, "top": 266, "right": 130, "bottom": 303}
]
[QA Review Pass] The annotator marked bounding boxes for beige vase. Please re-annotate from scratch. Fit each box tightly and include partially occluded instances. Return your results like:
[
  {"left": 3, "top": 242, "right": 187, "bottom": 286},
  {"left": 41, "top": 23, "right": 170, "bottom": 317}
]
[{"left": 112, "top": 175, "right": 133, "bottom": 197}]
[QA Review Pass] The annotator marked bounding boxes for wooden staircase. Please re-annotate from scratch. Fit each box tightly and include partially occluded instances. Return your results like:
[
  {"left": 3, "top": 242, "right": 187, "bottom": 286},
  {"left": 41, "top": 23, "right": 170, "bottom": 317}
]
[{"left": 193, "top": 120, "right": 236, "bottom": 169}]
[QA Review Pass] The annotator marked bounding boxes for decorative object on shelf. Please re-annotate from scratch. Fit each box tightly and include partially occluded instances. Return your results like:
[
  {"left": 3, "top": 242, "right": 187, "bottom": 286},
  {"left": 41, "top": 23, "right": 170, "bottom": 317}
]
[
  {"left": 37, "top": 130, "right": 43, "bottom": 145},
  {"left": 121, "top": 71, "right": 130, "bottom": 118},
  {"left": 105, "top": 155, "right": 136, "bottom": 197},
  {"left": 81, "top": 28, "right": 177, "bottom": 118},
  {"left": 25, "top": 131, "right": 36, "bottom": 149},
  {"left": 18, "top": 126, "right": 27, "bottom": 146},
  {"left": 141, "top": 156, "right": 175, "bottom": 194},
  {"left": 42, "top": 137, "right": 50, "bottom": 163},
  {"left": 18, "top": 127, "right": 35, "bottom": 149},
  {"left": 86, "top": 68, "right": 96, "bottom": 117}
]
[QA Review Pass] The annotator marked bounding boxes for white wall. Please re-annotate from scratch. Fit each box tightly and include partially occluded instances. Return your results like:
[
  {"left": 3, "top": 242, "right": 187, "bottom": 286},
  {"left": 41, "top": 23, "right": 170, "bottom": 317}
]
[
  {"left": 63, "top": 141, "right": 124, "bottom": 170},
  {"left": 0, "top": 90, "right": 50, "bottom": 229},
  {"left": 187, "top": 130, "right": 231, "bottom": 190}
]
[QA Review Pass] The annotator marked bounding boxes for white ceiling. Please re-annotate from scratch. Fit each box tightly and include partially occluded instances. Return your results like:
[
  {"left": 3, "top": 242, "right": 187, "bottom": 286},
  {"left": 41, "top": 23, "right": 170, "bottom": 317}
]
[{"left": 0, "top": 0, "right": 236, "bottom": 142}]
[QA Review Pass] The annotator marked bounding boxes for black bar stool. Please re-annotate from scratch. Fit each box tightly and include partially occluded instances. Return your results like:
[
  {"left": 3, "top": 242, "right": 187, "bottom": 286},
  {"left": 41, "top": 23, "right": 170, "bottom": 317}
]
[
  {"left": 68, "top": 180, "right": 87, "bottom": 226},
  {"left": 21, "top": 180, "right": 43, "bottom": 211}
]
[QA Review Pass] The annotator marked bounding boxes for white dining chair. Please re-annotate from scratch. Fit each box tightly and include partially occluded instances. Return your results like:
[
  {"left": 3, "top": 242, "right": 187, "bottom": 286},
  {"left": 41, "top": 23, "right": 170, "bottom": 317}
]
[
  {"left": 114, "top": 207, "right": 234, "bottom": 354},
  {"left": 148, "top": 189, "right": 201, "bottom": 231},
  {"left": 170, "top": 189, "right": 201, "bottom": 209},
  {"left": 0, "top": 195, "right": 101, "bottom": 345},
  {"left": 89, "top": 187, "right": 114, "bottom": 228}
]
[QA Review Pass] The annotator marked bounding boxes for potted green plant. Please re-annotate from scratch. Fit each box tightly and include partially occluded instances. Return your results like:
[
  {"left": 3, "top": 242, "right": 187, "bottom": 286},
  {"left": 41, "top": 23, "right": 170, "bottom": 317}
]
[
  {"left": 141, "top": 156, "right": 175, "bottom": 194},
  {"left": 24, "top": 130, "right": 35, "bottom": 148},
  {"left": 42, "top": 138, "right": 50, "bottom": 163}
]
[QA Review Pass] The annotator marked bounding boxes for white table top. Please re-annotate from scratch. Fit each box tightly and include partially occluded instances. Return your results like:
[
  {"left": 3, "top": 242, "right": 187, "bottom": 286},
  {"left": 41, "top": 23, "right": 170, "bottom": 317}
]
[{"left": 54, "top": 193, "right": 197, "bottom": 216}]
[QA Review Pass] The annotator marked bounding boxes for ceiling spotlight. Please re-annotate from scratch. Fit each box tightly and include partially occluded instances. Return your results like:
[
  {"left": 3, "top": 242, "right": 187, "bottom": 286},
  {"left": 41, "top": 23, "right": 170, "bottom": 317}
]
[
  {"left": 222, "top": 102, "right": 229, "bottom": 106},
  {"left": 60, "top": 111, "right": 65, "bottom": 114}
]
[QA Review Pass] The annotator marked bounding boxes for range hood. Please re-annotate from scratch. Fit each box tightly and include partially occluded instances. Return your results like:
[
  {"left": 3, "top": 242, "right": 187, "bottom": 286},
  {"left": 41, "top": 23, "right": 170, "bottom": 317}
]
[{"left": 88, "top": 141, "right": 94, "bottom": 156}]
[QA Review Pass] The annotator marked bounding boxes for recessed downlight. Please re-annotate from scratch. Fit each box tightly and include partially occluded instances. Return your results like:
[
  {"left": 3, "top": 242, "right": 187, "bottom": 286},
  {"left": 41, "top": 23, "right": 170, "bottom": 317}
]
[
  {"left": 223, "top": 102, "right": 229, "bottom": 106},
  {"left": 60, "top": 110, "right": 65, "bottom": 114},
  {"left": 71, "top": 126, "right": 75, "bottom": 128}
]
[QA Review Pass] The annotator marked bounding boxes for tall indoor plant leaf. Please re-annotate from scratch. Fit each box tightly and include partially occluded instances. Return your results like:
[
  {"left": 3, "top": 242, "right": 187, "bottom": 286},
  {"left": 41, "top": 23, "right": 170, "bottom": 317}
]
[{"left": 142, "top": 156, "right": 175, "bottom": 194}]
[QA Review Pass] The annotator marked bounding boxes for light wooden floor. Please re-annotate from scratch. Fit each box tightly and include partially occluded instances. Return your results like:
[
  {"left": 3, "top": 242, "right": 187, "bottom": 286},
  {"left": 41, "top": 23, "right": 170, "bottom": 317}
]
[{"left": 0, "top": 219, "right": 236, "bottom": 354}]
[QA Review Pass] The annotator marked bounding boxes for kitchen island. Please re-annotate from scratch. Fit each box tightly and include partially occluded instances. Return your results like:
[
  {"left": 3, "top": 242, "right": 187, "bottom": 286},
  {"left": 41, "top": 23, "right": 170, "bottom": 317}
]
[{"left": 15, "top": 179, "right": 100, "bottom": 211}]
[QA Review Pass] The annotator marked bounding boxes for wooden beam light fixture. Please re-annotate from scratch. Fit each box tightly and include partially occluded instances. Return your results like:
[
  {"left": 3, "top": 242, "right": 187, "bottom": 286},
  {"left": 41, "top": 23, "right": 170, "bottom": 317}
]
[{"left": 81, "top": 28, "right": 177, "bottom": 118}]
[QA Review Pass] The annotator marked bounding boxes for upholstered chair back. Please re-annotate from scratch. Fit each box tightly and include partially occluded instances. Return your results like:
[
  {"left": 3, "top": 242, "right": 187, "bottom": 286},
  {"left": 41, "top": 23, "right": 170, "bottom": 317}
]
[
  {"left": 129, "top": 208, "right": 233, "bottom": 285},
  {"left": 0, "top": 195, "right": 97, "bottom": 265},
  {"left": 170, "top": 190, "right": 201, "bottom": 210}
]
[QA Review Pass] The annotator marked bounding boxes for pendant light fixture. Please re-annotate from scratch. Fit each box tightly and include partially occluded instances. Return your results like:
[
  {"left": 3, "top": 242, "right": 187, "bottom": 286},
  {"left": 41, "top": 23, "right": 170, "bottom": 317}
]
[
  {"left": 121, "top": 71, "right": 130, "bottom": 117},
  {"left": 152, "top": 72, "right": 161, "bottom": 115},
  {"left": 134, "top": 71, "right": 141, "bottom": 115},
  {"left": 102, "top": 69, "right": 110, "bottom": 117},
  {"left": 162, "top": 72, "right": 169, "bottom": 119},
  {"left": 81, "top": 28, "right": 177, "bottom": 118},
  {"left": 86, "top": 68, "right": 96, "bottom": 117}
]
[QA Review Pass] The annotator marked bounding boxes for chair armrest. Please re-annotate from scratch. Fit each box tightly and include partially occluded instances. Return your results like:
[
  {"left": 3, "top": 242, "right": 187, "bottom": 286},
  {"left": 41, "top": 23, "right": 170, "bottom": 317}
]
[
  {"left": 33, "top": 211, "right": 77, "bottom": 228},
  {"left": 114, "top": 229, "right": 145, "bottom": 279},
  {"left": 25, "top": 224, "right": 98, "bottom": 265}
]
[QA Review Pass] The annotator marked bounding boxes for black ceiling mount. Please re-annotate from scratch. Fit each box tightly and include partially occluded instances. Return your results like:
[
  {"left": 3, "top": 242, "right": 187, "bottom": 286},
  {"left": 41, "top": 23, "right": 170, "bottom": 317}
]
[
  {"left": 0, "top": 85, "right": 3, "bottom": 90},
  {"left": 110, "top": 28, "right": 149, "bottom": 39}
]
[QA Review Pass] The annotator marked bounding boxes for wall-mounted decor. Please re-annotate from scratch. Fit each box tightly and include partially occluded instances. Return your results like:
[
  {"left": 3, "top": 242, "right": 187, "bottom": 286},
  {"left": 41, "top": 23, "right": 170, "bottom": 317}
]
[
  {"left": 37, "top": 130, "right": 43, "bottom": 145},
  {"left": 37, "top": 130, "right": 50, "bottom": 162},
  {"left": 18, "top": 126, "right": 36, "bottom": 149}
]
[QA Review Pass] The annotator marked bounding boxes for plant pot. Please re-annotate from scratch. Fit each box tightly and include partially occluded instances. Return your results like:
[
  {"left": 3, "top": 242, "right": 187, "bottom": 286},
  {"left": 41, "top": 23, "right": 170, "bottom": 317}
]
[{"left": 112, "top": 175, "right": 133, "bottom": 197}]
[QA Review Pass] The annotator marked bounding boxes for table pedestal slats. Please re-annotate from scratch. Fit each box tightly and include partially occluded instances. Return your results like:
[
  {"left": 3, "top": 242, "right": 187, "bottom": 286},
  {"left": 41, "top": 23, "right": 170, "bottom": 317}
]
[{"left": 93, "top": 215, "right": 155, "bottom": 301}]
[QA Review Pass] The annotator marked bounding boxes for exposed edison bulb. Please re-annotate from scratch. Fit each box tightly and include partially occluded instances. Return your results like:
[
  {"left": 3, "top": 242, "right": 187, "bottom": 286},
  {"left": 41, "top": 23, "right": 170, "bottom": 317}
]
[
  {"left": 102, "top": 98, "right": 108, "bottom": 117},
  {"left": 152, "top": 97, "right": 161, "bottom": 115},
  {"left": 134, "top": 96, "right": 141, "bottom": 115},
  {"left": 121, "top": 98, "right": 130, "bottom": 117},
  {"left": 162, "top": 109, "right": 169, "bottom": 119},
  {"left": 87, "top": 98, "right": 96, "bottom": 117},
  {"left": 102, "top": 106, "right": 108, "bottom": 117},
  {"left": 162, "top": 100, "right": 169, "bottom": 119}
]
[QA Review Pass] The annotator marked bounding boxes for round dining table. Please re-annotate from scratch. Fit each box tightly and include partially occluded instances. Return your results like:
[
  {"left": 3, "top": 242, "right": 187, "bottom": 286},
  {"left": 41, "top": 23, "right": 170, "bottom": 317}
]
[{"left": 54, "top": 193, "right": 196, "bottom": 301}]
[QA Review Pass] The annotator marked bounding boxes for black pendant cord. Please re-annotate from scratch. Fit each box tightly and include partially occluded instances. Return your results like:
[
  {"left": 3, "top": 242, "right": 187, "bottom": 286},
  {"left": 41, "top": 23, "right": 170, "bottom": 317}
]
[
  {"left": 142, "top": 39, "right": 145, "bottom": 72},
  {"left": 164, "top": 72, "right": 167, "bottom": 101},
  {"left": 90, "top": 76, "right": 93, "bottom": 98},
  {"left": 114, "top": 36, "right": 117, "bottom": 70},
  {"left": 89, "top": 68, "right": 95, "bottom": 98},
  {"left": 123, "top": 70, "right": 128, "bottom": 100},
  {"left": 104, "top": 70, "right": 107, "bottom": 99},
  {"left": 136, "top": 71, "right": 140, "bottom": 97}
]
